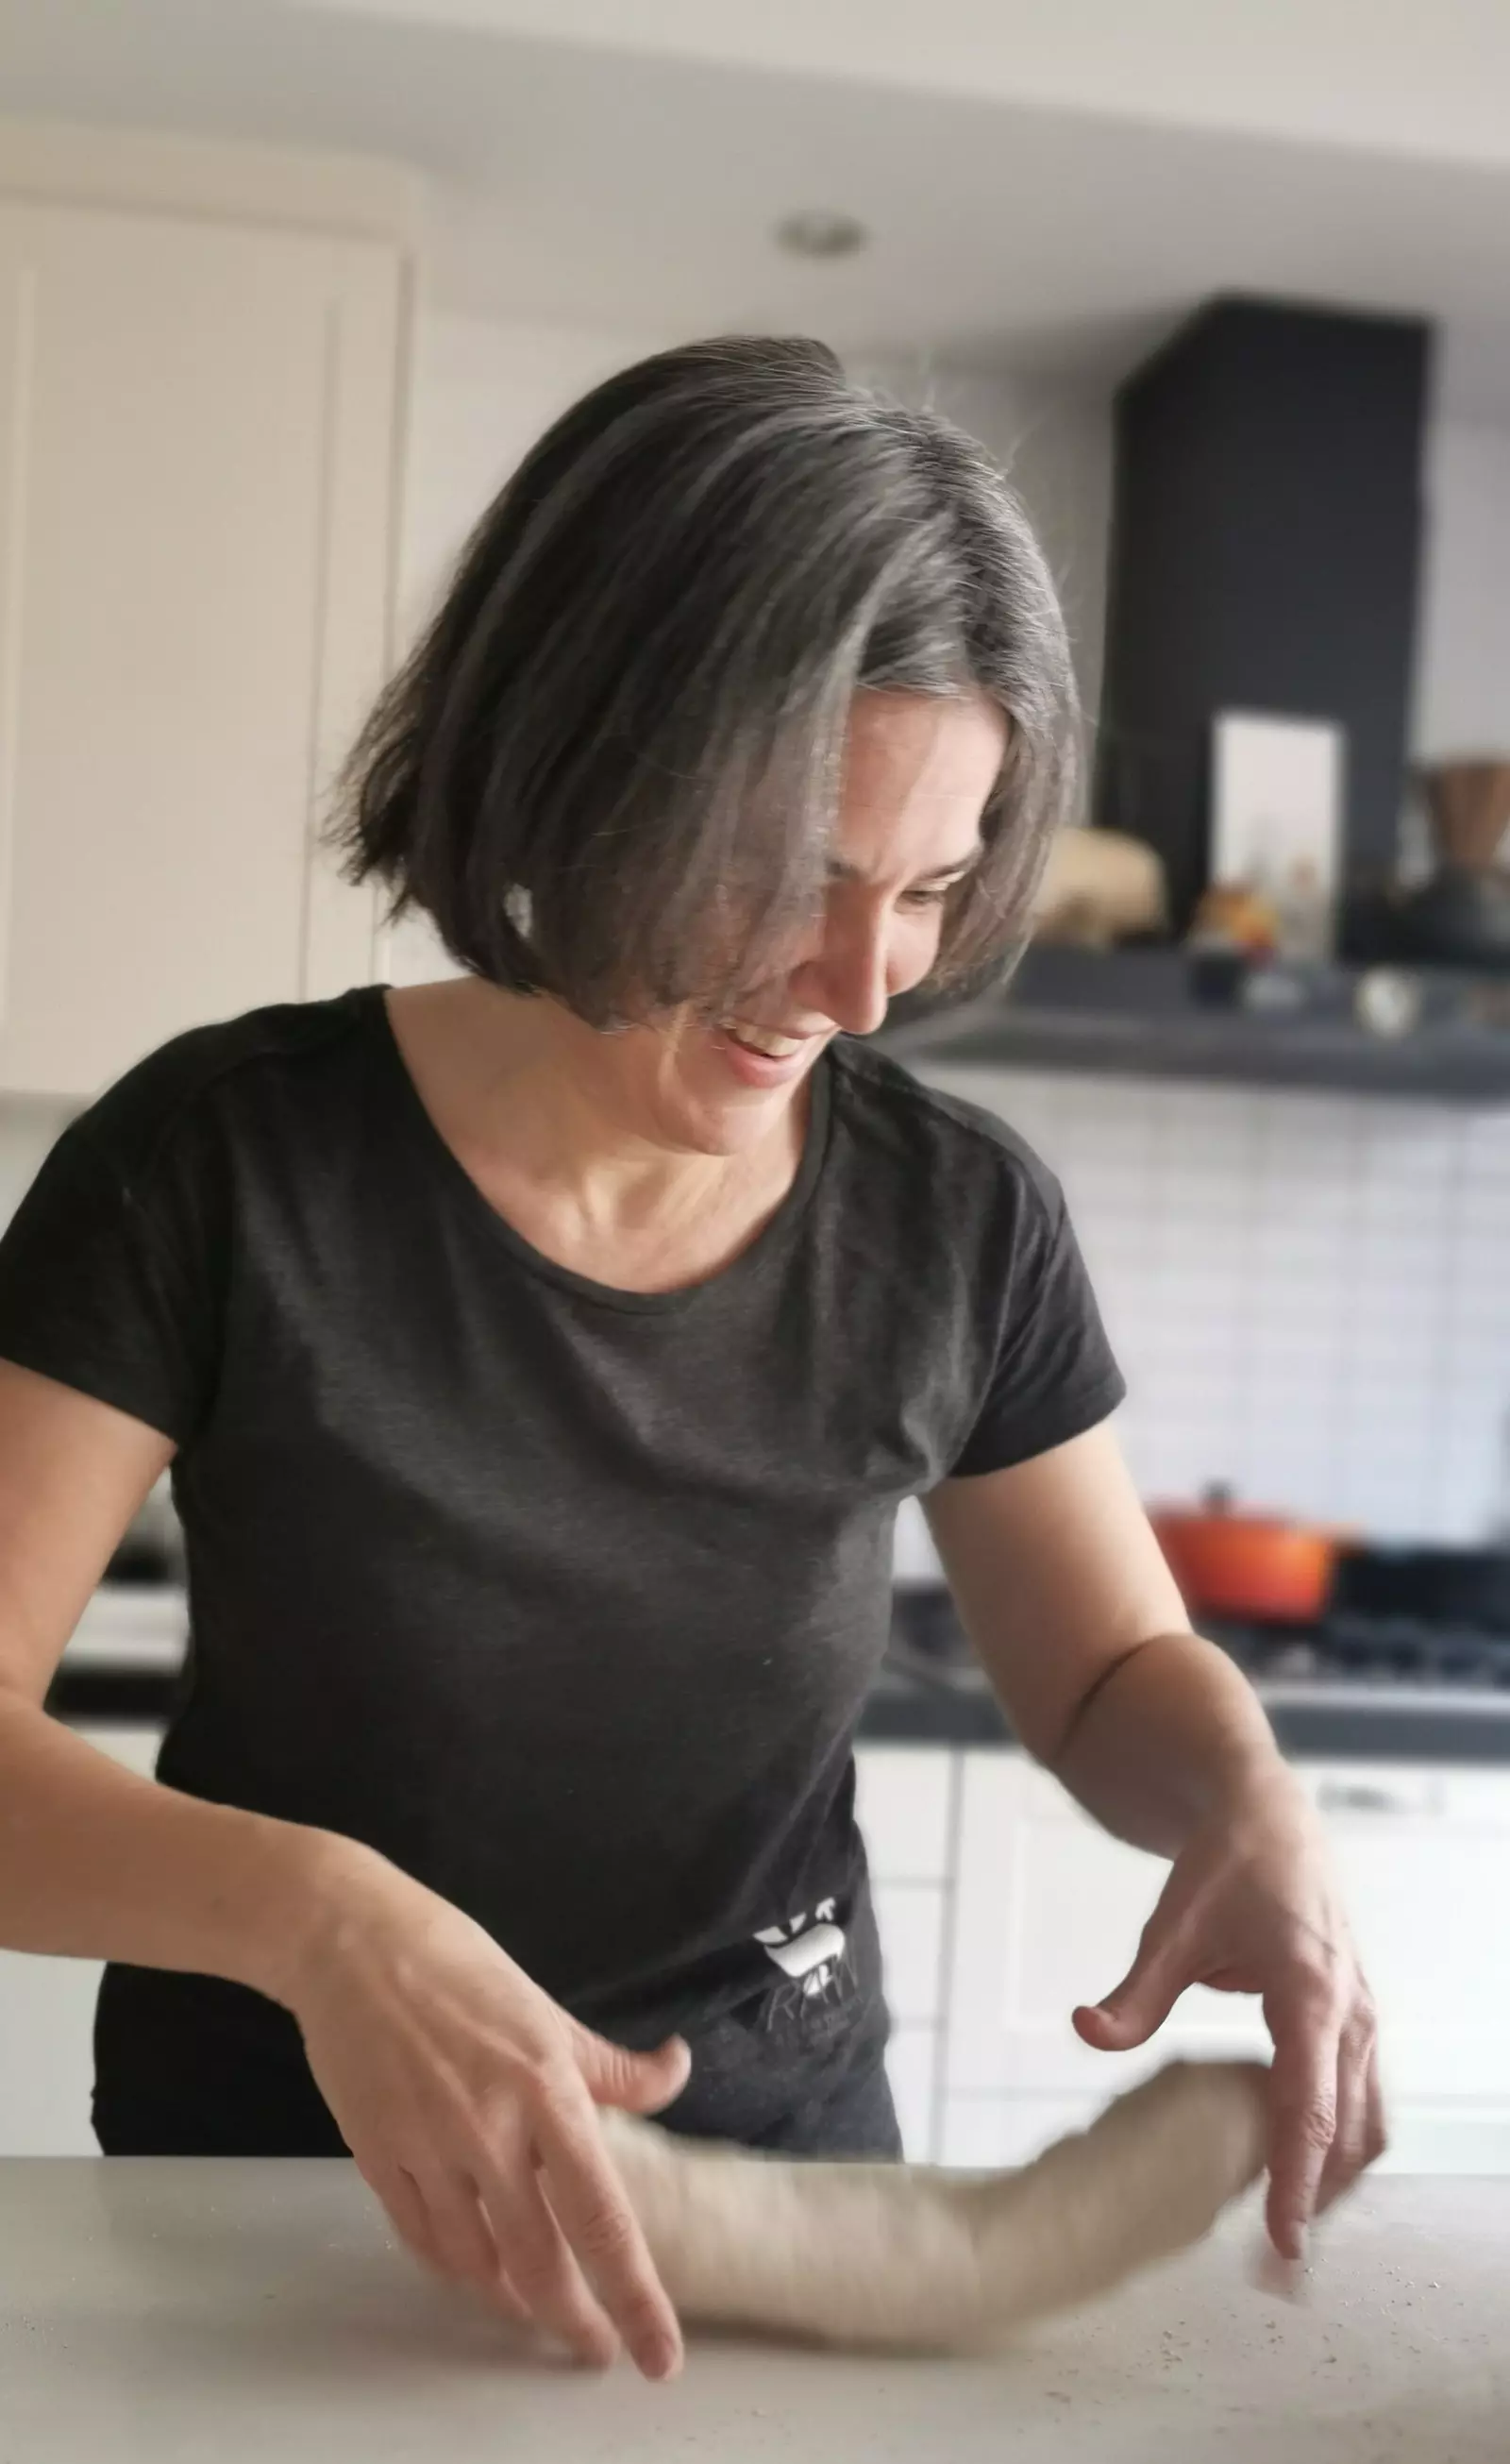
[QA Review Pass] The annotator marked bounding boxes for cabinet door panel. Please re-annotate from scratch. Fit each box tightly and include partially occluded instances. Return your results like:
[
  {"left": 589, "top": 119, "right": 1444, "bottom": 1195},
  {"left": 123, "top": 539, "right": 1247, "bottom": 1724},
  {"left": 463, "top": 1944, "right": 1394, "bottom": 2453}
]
[
  {"left": 946, "top": 1753, "right": 1264, "bottom": 2099},
  {"left": 0, "top": 1949, "right": 103, "bottom": 2154},
  {"left": 1326, "top": 1821, "right": 1510, "bottom": 2101},
  {"left": 873, "top": 1882, "right": 946, "bottom": 2026},
  {"left": 854, "top": 1746, "right": 954, "bottom": 1883},
  {"left": 941, "top": 2092, "right": 1510, "bottom": 2177},
  {"left": 884, "top": 2024, "right": 938, "bottom": 2163},
  {"left": 0, "top": 202, "right": 396, "bottom": 1094},
  {"left": 946, "top": 1749, "right": 1510, "bottom": 2153},
  {"left": 0, "top": 1724, "right": 162, "bottom": 2153},
  {"left": 939, "top": 2095, "right": 1090, "bottom": 2170}
]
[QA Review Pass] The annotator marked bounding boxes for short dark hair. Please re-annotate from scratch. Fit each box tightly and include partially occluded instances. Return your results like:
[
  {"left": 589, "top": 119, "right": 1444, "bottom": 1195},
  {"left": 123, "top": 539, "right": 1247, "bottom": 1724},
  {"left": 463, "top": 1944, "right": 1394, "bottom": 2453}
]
[{"left": 333, "top": 335, "right": 1076, "bottom": 1024}]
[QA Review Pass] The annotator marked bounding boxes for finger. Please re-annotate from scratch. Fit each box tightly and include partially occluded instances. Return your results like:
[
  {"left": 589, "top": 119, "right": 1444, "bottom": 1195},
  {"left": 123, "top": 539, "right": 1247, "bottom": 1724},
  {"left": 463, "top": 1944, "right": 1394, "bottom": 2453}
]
[
  {"left": 1319, "top": 2033, "right": 1387, "bottom": 2215},
  {"left": 1072, "top": 1926, "right": 1189, "bottom": 2051},
  {"left": 533, "top": 2087, "right": 684, "bottom": 2380},
  {"left": 1265, "top": 2005, "right": 1342, "bottom": 2260},
  {"left": 479, "top": 2152, "right": 623, "bottom": 2371},
  {"left": 419, "top": 2169, "right": 507, "bottom": 2292},
  {"left": 1363, "top": 2051, "right": 1389, "bottom": 2167},
  {"left": 1316, "top": 2020, "right": 1374, "bottom": 2214},
  {"left": 1313, "top": 2043, "right": 1362, "bottom": 2216},
  {"left": 369, "top": 2161, "right": 442, "bottom": 2271},
  {"left": 568, "top": 2025, "right": 691, "bottom": 2116},
  {"left": 374, "top": 2162, "right": 529, "bottom": 2322}
]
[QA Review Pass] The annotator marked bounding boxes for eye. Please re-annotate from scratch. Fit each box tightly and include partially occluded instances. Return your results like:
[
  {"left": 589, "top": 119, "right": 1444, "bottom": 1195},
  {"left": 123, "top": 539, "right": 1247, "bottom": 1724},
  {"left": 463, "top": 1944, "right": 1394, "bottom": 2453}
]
[{"left": 899, "top": 884, "right": 955, "bottom": 911}]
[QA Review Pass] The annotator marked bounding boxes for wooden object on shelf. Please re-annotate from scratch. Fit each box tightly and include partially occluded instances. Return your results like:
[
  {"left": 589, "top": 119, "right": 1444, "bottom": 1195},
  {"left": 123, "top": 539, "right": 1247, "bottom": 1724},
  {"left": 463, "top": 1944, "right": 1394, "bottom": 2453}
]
[
  {"left": 1420, "top": 759, "right": 1510, "bottom": 873},
  {"left": 1032, "top": 825, "right": 1168, "bottom": 948}
]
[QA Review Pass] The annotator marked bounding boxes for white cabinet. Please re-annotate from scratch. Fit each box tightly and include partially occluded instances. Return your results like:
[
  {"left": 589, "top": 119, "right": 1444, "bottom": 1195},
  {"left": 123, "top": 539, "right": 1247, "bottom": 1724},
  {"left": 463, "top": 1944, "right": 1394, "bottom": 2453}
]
[
  {"left": 1293, "top": 1762, "right": 1510, "bottom": 2170},
  {"left": 854, "top": 1746, "right": 954, "bottom": 1885},
  {"left": 0, "top": 1722, "right": 161, "bottom": 2154},
  {"left": 855, "top": 1745, "right": 959, "bottom": 2158},
  {"left": 942, "top": 1750, "right": 1266, "bottom": 2167},
  {"left": 0, "top": 160, "right": 407, "bottom": 1096},
  {"left": 940, "top": 1747, "right": 1510, "bottom": 2174}
]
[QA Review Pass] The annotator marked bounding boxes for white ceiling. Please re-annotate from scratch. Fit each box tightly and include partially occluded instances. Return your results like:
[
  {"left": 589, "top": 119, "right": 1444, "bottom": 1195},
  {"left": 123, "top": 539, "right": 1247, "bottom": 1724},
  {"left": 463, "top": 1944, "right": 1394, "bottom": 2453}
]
[
  {"left": 6, "top": 0, "right": 1510, "bottom": 414},
  {"left": 296, "top": 0, "right": 1510, "bottom": 175}
]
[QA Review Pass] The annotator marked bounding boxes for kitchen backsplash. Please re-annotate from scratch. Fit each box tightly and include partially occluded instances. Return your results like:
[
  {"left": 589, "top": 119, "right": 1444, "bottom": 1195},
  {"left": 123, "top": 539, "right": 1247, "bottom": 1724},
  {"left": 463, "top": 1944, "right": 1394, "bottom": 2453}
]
[
  {"left": 897, "top": 1066, "right": 1510, "bottom": 1577},
  {"left": 3, "top": 1069, "right": 1505, "bottom": 1560}
]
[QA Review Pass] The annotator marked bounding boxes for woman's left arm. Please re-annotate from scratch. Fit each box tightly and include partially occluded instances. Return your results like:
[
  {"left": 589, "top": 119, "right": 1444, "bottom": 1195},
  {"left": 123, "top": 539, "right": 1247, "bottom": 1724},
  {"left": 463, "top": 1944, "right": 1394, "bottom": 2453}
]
[{"left": 925, "top": 1422, "right": 1384, "bottom": 2261}]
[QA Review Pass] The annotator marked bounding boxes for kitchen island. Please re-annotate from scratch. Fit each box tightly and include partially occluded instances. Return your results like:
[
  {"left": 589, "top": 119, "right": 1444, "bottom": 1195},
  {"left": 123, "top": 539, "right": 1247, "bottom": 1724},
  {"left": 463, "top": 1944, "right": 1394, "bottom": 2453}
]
[{"left": 2, "top": 2161, "right": 1504, "bottom": 2462}]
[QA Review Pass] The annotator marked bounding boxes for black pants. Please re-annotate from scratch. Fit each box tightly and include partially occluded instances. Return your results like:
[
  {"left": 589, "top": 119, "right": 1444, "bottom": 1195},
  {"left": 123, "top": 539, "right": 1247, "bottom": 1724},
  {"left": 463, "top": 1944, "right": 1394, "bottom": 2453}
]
[{"left": 92, "top": 1959, "right": 902, "bottom": 2162}]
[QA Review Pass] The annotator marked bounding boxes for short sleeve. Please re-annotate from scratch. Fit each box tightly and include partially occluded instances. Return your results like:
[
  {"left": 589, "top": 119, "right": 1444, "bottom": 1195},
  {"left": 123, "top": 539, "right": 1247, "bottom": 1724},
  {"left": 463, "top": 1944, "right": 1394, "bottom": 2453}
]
[
  {"left": 0, "top": 1111, "right": 222, "bottom": 1447},
  {"left": 948, "top": 1173, "right": 1125, "bottom": 1479}
]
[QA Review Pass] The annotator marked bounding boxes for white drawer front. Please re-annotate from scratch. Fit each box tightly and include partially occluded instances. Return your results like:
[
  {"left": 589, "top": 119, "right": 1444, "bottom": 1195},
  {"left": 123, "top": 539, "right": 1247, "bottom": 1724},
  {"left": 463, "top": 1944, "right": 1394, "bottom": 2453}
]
[
  {"left": 873, "top": 1882, "right": 947, "bottom": 2026},
  {"left": 855, "top": 1747, "right": 953, "bottom": 1883},
  {"left": 885, "top": 2024, "right": 939, "bottom": 2163},
  {"left": 940, "top": 2095, "right": 1094, "bottom": 2170}
]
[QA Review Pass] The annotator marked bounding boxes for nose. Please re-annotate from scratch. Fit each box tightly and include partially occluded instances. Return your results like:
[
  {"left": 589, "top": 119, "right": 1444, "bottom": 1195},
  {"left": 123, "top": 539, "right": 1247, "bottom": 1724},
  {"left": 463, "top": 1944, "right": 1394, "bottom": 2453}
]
[{"left": 798, "top": 900, "right": 894, "bottom": 1038}]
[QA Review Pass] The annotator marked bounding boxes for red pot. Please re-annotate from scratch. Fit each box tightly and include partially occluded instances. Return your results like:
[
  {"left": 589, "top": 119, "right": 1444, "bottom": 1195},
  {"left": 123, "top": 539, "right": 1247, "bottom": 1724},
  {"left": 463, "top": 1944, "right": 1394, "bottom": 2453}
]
[{"left": 1149, "top": 1487, "right": 1345, "bottom": 1624}]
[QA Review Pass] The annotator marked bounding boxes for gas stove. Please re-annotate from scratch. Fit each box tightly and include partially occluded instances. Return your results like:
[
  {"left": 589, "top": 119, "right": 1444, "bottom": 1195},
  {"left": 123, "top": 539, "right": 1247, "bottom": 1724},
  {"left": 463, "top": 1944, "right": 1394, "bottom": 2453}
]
[{"left": 1211, "top": 1612, "right": 1510, "bottom": 1712}]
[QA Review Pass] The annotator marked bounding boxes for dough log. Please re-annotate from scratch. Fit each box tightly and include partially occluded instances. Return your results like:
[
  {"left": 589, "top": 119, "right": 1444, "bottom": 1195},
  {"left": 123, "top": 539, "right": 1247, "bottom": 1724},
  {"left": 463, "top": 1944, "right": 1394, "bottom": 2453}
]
[{"left": 599, "top": 2057, "right": 1268, "bottom": 2354}]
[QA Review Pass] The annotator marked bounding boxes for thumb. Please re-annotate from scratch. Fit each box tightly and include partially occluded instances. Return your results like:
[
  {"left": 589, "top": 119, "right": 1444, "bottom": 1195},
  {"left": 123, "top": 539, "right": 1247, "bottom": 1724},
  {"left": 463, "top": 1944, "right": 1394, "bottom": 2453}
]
[
  {"left": 1073, "top": 1931, "right": 1186, "bottom": 2051},
  {"left": 568, "top": 2022, "right": 692, "bottom": 2116}
]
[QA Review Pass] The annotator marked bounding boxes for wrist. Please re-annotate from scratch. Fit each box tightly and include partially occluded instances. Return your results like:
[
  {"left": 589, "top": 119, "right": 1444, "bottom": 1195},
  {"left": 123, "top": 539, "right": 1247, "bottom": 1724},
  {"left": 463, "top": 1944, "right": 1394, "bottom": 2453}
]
[
  {"left": 1191, "top": 1744, "right": 1313, "bottom": 1845},
  {"left": 231, "top": 1816, "right": 404, "bottom": 2013}
]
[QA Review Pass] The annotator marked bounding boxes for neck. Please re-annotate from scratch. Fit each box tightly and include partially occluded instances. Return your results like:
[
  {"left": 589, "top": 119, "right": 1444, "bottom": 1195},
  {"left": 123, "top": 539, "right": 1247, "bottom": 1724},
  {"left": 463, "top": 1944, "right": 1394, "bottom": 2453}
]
[{"left": 385, "top": 978, "right": 808, "bottom": 1290}]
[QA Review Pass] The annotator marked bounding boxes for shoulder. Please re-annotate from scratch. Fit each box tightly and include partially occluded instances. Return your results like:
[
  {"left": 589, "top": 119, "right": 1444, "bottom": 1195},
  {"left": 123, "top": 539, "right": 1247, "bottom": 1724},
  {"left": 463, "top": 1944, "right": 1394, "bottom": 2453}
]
[
  {"left": 826, "top": 1037, "right": 1064, "bottom": 1229},
  {"left": 69, "top": 988, "right": 382, "bottom": 1200}
]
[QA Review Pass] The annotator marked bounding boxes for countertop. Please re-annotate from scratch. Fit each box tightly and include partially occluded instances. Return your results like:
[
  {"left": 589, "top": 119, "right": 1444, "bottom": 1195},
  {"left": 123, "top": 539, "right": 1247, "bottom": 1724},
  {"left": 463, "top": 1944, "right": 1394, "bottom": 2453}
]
[
  {"left": 859, "top": 1652, "right": 1510, "bottom": 1763},
  {"left": 3, "top": 2163, "right": 1505, "bottom": 2461},
  {"left": 864, "top": 1589, "right": 1510, "bottom": 1764}
]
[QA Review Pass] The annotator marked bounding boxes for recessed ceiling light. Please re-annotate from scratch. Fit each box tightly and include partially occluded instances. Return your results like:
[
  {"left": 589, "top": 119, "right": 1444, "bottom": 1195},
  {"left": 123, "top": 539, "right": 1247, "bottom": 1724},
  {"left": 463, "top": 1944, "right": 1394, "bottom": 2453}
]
[{"left": 774, "top": 210, "right": 869, "bottom": 261}]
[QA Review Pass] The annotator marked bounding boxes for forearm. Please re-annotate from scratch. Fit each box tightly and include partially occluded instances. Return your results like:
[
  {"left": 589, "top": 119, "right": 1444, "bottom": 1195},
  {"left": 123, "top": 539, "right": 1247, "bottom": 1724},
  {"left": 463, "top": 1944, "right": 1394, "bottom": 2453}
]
[
  {"left": 1047, "top": 1629, "right": 1293, "bottom": 1859},
  {"left": 0, "top": 1692, "right": 380, "bottom": 2005}
]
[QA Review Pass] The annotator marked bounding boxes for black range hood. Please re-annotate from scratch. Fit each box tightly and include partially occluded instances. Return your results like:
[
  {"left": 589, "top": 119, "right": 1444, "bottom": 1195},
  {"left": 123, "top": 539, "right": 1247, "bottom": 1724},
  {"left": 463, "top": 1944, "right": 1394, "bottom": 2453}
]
[{"left": 1094, "top": 293, "right": 1431, "bottom": 934}]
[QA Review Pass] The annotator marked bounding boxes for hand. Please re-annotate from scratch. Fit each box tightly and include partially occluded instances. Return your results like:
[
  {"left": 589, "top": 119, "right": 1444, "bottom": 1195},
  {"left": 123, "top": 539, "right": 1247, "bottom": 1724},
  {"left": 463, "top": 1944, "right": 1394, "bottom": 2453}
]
[
  {"left": 1071, "top": 1769, "right": 1384, "bottom": 2260},
  {"left": 285, "top": 1846, "right": 691, "bottom": 2376}
]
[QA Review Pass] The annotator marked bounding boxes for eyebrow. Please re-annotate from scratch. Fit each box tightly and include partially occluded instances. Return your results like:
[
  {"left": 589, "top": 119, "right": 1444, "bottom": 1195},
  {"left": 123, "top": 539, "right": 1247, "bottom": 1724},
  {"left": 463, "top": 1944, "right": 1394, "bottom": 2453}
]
[{"left": 826, "top": 848, "right": 984, "bottom": 890}]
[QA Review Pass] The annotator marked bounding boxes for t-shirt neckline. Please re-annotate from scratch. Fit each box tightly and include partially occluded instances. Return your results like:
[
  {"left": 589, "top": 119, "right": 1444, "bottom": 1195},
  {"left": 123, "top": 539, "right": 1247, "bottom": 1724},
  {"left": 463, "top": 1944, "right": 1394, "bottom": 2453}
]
[{"left": 357, "top": 984, "right": 833, "bottom": 1315}]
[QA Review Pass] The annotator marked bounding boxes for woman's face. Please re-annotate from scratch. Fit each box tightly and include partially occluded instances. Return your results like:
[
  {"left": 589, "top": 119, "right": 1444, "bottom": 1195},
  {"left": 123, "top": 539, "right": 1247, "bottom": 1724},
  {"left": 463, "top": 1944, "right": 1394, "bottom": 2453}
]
[{"left": 560, "top": 690, "right": 1007, "bottom": 1159}]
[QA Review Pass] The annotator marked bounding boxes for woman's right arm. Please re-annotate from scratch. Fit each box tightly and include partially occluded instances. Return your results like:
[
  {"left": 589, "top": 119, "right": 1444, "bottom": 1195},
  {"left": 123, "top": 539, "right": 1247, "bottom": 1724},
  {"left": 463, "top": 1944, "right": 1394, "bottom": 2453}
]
[{"left": 0, "top": 1359, "right": 687, "bottom": 2379}]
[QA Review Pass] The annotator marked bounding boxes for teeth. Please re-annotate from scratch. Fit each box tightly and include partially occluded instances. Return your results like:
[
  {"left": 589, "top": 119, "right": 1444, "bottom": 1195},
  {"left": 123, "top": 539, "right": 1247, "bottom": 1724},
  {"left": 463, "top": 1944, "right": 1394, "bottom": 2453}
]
[{"left": 725, "top": 1021, "right": 804, "bottom": 1060}]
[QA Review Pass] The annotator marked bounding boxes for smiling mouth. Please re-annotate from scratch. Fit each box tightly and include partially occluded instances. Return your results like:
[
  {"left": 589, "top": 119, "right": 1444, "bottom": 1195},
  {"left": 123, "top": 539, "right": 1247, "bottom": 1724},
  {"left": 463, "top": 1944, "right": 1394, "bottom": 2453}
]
[{"left": 719, "top": 1020, "right": 814, "bottom": 1061}]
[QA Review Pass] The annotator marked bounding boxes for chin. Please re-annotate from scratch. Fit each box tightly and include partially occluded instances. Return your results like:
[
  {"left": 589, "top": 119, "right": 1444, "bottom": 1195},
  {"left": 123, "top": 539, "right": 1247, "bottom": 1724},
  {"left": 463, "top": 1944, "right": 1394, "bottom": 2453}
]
[
  {"left": 664, "top": 1086, "right": 796, "bottom": 1158},
  {"left": 658, "top": 1055, "right": 811, "bottom": 1156}
]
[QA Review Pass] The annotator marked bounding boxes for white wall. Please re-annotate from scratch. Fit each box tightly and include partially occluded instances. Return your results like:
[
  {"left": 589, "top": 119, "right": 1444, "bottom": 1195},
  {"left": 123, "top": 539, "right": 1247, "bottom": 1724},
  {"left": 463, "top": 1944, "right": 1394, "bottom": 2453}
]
[
  {"left": 1415, "top": 416, "right": 1510, "bottom": 763},
  {"left": 864, "top": 356, "right": 1113, "bottom": 722},
  {"left": 398, "top": 310, "right": 670, "bottom": 635}
]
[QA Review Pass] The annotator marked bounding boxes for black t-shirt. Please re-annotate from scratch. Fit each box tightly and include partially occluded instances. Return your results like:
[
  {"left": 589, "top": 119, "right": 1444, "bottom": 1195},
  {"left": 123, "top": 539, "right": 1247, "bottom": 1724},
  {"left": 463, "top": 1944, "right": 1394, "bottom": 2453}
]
[{"left": 0, "top": 987, "right": 1123, "bottom": 2150}]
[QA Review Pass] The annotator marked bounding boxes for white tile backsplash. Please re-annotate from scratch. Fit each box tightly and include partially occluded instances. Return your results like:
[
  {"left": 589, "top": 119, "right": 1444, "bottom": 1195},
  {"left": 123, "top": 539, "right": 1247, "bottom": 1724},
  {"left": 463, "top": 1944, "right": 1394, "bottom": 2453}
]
[{"left": 915, "top": 1064, "right": 1510, "bottom": 1550}]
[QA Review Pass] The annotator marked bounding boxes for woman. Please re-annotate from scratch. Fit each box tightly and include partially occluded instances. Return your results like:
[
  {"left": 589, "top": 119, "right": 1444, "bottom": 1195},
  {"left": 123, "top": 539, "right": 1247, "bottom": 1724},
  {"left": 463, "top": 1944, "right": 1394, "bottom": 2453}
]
[{"left": 0, "top": 337, "right": 1379, "bottom": 2381}]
